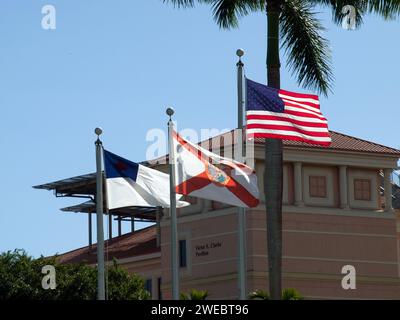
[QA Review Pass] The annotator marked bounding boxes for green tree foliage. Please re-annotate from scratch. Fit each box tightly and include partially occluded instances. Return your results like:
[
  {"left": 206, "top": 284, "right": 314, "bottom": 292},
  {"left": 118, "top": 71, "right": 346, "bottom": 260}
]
[
  {"left": 180, "top": 289, "right": 209, "bottom": 300},
  {"left": 249, "top": 288, "right": 304, "bottom": 300},
  {"left": 106, "top": 259, "right": 150, "bottom": 300},
  {"left": 248, "top": 289, "right": 270, "bottom": 300},
  {"left": 0, "top": 249, "right": 150, "bottom": 300},
  {"left": 281, "top": 288, "right": 304, "bottom": 300}
]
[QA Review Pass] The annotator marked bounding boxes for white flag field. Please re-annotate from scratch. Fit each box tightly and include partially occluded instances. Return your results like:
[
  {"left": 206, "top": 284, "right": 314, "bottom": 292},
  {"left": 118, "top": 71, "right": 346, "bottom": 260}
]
[{"left": 103, "top": 149, "right": 188, "bottom": 210}]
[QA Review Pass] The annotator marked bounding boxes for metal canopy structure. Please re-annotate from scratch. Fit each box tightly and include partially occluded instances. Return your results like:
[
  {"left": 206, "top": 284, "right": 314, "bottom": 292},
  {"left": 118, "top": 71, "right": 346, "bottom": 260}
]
[
  {"left": 60, "top": 200, "right": 158, "bottom": 222},
  {"left": 33, "top": 173, "right": 97, "bottom": 197},
  {"left": 33, "top": 172, "right": 161, "bottom": 247},
  {"left": 33, "top": 172, "right": 157, "bottom": 220}
]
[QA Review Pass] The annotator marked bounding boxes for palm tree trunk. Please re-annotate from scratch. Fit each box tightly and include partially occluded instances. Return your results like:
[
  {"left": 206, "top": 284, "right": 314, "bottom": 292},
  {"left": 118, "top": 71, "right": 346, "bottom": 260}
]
[{"left": 265, "top": 0, "right": 283, "bottom": 300}]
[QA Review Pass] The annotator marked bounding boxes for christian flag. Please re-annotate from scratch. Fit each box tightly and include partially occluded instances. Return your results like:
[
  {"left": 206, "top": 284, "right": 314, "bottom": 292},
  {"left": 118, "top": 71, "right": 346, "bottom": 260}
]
[
  {"left": 104, "top": 150, "right": 188, "bottom": 209},
  {"left": 246, "top": 78, "right": 331, "bottom": 146},
  {"left": 172, "top": 131, "right": 259, "bottom": 208}
]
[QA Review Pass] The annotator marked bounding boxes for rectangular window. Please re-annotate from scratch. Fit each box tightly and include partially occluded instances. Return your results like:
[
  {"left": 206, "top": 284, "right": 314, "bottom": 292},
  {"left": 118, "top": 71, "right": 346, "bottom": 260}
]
[
  {"left": 309, "top": 176, "right": 327, "bottom": 198},
  {"left": 157, "top": 277, "right": 162, "bottom": 300},
  {"left": 179, "top": 239, "right": 187, "bottom": 268},
  {"left": 145, "top": 279, "right": 152, "bottom": 297},
  {"left": 354, "top": 179, "right": 371, "bottom": 201}
]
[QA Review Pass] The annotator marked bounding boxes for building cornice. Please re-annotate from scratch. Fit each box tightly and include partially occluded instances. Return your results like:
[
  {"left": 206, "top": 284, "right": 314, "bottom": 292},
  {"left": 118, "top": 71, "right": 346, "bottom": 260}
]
[
  {"left": 161, "top": 205, "right": 396, "bottom": 227},
  {"left": 254, "top": 145, "right": 399, "bottom": 169}
]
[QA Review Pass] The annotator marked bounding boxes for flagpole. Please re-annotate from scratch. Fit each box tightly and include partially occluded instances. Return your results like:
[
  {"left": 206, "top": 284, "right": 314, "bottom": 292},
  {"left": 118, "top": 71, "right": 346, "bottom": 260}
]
[
  {"left": 95, "top": 127, "right": 106, "bottom": 300},
  {"left": 236, "top": 49, "right": 247, "bottom": 300},
  {"left": 166, "top": 107, "right": 180, "bottom": 300}
]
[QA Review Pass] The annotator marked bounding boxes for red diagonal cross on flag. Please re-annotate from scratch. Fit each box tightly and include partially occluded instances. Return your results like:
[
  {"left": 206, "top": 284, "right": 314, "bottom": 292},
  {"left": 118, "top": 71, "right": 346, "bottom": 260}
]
[{"left": 173, "top": 131, "right": 259, "bottom": 208}]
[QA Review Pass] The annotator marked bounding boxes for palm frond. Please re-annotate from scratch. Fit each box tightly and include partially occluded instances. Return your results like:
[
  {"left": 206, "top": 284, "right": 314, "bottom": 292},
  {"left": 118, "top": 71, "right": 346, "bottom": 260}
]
[
  {"left": 280, "top": 0, "right": 333, "bottom": 95},
  {"left": 163, "top": 0, "right": 195, "bottom": 8},
  {"left": 333, "top": 0, "right": 366, "bottom": 27},
  {"left": 365, "top": 0, "right": 400, "bottom": 19},
  {"left": 249, "top": 289, "right": 270, "bottom": 300},
  {"left": 310, "top": 0, "right": 400, "bottom": 27},
  {"left": 308, "top": 0, "right": 364, "bottom": 28},
  {"left": 200, "top": 0, "right": 265, "bottom": 29}
]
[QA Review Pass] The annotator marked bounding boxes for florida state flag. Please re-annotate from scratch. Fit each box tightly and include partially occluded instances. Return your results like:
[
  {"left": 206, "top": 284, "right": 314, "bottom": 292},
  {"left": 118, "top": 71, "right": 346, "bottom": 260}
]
[{"left": 172, "top": 130, "right": 259, "bottom": 208}]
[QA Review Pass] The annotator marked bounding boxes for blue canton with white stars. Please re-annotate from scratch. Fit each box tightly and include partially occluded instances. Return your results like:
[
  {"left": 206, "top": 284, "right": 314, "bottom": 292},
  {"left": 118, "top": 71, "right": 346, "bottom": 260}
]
[{"left": 246, "top": 78, "right": 284, "bottom": 112}]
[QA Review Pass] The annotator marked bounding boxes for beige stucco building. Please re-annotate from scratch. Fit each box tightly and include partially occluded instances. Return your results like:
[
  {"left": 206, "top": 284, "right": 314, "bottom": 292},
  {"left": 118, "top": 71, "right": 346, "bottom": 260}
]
[{"left": 37, "top": 130, "right": 400, "bottom": 299}]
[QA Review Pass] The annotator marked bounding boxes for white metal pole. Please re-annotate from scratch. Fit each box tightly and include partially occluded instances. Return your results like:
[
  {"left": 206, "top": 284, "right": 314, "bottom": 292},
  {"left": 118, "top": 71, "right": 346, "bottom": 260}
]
[
  {"left": 236, "top": 49, "right": 247, "bottom": 300},
  {"left": 95, "top": 127, "right": 106, "bottom": 300},
  {"left": 166, "top": 108, "right": 180, "bottom": 300}
]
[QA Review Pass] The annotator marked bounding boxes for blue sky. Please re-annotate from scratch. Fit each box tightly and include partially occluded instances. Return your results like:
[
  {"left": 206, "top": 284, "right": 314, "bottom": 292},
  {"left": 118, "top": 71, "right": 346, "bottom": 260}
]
[{"left": 0, "top": 1, "right": 399, "bottom": 257}]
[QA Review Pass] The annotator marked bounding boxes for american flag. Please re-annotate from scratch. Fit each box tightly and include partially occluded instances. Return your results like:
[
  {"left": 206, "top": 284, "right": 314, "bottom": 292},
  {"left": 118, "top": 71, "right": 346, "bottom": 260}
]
[{"left": 245, "top": 78, "right": 331, "bottom": 146}]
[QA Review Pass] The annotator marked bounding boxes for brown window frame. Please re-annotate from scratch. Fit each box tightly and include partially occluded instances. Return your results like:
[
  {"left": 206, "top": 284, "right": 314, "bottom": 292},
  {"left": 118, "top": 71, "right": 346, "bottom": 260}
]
[
  {"left": 309, "top": 176, "right": 327, "bottom": 198},
  {"left": 354, "top": 179, "right": 371, "bottom": 201}
]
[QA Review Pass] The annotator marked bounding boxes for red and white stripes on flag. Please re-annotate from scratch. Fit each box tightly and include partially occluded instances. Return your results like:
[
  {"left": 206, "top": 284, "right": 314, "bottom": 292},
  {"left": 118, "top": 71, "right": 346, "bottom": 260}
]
[{"left": 245, "top": 78, "right": 331, "bottom": 146}]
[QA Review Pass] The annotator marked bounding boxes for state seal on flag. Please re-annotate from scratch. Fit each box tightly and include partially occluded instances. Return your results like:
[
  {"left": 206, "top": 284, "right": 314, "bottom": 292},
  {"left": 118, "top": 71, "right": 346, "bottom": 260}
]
[{"left": 205, "top": 163, "right": 230, "bottom": 187}]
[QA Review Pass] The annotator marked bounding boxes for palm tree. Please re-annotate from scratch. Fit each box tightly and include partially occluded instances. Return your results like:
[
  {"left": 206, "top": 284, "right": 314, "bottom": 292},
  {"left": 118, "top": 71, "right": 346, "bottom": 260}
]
[{"left": 163, "top": 0, "right": 400, "bottom": 300}]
